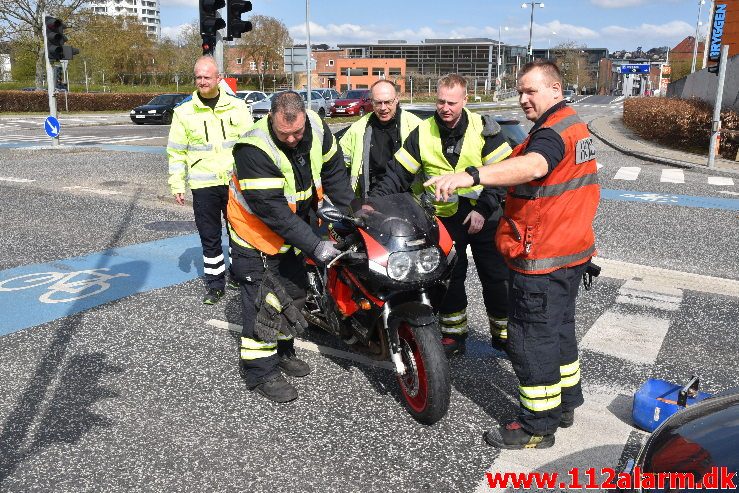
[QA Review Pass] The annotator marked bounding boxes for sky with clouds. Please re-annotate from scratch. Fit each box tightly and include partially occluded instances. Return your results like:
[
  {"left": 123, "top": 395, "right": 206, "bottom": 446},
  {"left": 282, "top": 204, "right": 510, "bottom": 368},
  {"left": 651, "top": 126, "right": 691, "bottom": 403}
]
[{"left": 159, "top": 0, "right": 710, "bottom": 52}]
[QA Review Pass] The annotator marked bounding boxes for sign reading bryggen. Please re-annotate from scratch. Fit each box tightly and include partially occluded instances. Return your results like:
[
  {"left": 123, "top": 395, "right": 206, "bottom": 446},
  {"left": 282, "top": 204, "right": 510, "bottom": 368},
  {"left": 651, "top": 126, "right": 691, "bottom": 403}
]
[{"left": 708, "top": 3, "right": 729, "bottom": 73}]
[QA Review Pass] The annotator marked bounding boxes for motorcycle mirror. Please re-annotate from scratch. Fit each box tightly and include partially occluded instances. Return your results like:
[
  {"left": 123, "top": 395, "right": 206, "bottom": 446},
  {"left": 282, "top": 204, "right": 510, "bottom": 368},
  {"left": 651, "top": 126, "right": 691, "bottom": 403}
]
[
  {"left": 420, "top": 192, "right": 435, "bottom": 212},
  {"left": 318, "top": 205, "right": 345, "bottom": 223}
]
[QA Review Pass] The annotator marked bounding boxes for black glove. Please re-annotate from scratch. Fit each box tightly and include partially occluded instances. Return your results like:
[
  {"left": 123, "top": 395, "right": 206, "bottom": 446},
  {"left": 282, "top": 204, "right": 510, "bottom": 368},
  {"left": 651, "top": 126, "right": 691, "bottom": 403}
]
[
  {"left": 253, "top": 279, "right": 283, "bottom": 343},
  {"left": 265, "top": 271, "right": 308, "bottom": 338},
  {"left": 313, "top": 240, "right": 341, "bottom": 264}
]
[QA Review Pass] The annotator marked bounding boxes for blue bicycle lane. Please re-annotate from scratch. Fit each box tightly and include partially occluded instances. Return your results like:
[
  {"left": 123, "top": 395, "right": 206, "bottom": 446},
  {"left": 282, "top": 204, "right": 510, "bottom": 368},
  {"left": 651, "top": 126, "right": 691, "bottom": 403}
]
[
  {"left": 0, "top": 189, "right": 736, "bottom": 337},
  {"left": 0, "top": 233, "right": 220, "bottom": 336}
]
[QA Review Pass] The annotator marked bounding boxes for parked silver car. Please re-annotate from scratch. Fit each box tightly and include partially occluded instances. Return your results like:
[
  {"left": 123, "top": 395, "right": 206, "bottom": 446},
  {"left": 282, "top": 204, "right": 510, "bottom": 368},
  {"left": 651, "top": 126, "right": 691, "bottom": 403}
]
[{"left": 296, "top": 90, "right": 330, "bottom": 119}]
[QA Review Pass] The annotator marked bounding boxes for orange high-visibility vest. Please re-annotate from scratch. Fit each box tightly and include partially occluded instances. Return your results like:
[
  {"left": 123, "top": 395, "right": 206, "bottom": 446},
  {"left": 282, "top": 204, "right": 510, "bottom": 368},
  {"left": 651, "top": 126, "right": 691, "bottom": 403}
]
[
  {"left": 227, "top": 111, "right": 328, "bottom": 255},
  {"left": 495, "top": 105, "right": 600, "bottom": 274}
]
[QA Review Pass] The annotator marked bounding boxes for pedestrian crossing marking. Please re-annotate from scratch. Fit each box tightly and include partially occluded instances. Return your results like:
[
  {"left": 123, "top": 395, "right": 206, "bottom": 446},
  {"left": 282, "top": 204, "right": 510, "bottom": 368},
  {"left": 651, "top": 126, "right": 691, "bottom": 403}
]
[
  {"left": 708, "top": 176, "right": 734, "bottom": 186},
  {"left": 660, "top": 169, "right": 684, "bottom": 184},
  {"left": 613, "top": 166, "right": 640, "bottom": 180}
]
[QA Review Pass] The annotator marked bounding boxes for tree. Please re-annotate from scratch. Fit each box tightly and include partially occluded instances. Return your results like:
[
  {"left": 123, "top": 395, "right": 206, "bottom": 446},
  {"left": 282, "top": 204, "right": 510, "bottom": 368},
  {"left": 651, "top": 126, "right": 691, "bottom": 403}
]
[
  {"left": 551, "top": 41, "right": 593, "bottom": 93},
  {"left": 230, "top": 15, "right": 291, "bottom": 91},
  {"left": 0, "top": 0, "right": 87, "bottom": 87},
  {"left": 65, "top": 13, "right": 154, "bottom": 86}
]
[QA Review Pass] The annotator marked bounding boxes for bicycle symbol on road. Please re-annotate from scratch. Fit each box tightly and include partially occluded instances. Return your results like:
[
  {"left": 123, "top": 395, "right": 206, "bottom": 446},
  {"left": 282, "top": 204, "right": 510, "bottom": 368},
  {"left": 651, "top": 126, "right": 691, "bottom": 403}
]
[
  {"left": 620, "top": 193, "right": 679, "bottom": 203},
  {"left": 0, "top": 268, "right": 130, "bottom": 304}
]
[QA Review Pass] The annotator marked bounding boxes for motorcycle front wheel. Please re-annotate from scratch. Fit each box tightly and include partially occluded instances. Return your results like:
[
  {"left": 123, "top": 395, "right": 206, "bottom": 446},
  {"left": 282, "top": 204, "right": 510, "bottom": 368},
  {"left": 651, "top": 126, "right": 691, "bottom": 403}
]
[{"left": 396, "top": 322, "right": 451, "bottom": 425}]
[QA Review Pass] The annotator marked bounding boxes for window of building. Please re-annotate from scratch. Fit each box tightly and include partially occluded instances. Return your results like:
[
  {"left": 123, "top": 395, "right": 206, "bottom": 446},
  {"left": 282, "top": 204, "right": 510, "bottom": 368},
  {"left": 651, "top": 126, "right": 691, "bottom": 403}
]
[
  {"left": 250, "top": 61, "right": 256, "bottom": 71},
  {"left": 372, "top": 68, "right": 384, "bottom": 76},
  {"left": 388, "top": 67, "right": 402, "bottom": 76},
  {"left": 328, "top": 59, "right": 334, "bottom": 66},
  {"left": 341, "top": 68, "right": 368, "bottom": 76},
  {"left": 236, "top": 58, "right": 243, "bottom": 65}
]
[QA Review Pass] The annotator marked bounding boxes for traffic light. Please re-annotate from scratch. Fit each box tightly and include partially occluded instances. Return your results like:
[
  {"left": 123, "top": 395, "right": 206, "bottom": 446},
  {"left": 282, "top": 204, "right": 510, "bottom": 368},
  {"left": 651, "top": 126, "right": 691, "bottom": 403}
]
[
  {"left": 45, "top": 16, "right": 79, "bottom": 61},
  {"left": 200, "top": 0, "right": 225, "bottom": 54},
  {"left": 226, "top": 0, "right": 252, "bottom": 40},
  {"left": 45, "top": 16, "right": 66, "bottom": 62},
  {"left": 54, "top": 66, "right": 63, "bottom": 86}
]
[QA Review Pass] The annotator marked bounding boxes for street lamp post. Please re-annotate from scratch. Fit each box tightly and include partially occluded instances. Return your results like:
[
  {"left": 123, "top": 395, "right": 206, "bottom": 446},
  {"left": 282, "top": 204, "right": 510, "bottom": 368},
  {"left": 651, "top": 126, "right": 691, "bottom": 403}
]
[
  {"left": 691, "top": 0, "right": 706, "bottom": 74},
  {"left": 497, "top": 25, "right": 508, "bottom": 80},
  {"left": 547, "top": 31, "right": 556, "bottom": 59},
  {"left": 522, "top": 2, "right": 544, "bottom": 61}
]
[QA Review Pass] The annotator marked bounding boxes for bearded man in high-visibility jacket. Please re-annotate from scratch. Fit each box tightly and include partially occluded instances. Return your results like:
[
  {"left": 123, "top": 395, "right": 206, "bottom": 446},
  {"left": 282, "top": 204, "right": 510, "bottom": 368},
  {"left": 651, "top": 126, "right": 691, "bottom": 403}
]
[
  {"left": 370, "top": 73, "right": 513, "bottom": 357},
  {"left": 167, "top": 56, "right": 253, "bottom": 305},
  {"left": 228, "top": 91, "right": 354, "bottom": 403},
  {"left": 339, "top": 79, "right": 421, "bottom": 197},
  {"left": 425, "top": 60, "right": 600, "bottom": 450}
]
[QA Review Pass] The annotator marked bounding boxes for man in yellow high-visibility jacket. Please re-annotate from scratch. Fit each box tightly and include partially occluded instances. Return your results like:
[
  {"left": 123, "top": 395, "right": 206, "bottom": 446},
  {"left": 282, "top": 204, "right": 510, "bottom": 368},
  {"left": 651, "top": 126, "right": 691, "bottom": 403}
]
[
  {"left": 371, "top": 74, "right": 513, "bottom": 357},
  {"left": 167, "top": 56, "right": 253, "bottom": 305},
  {"left": 339, "top": 79, "right": 421, "bottom": 197}
]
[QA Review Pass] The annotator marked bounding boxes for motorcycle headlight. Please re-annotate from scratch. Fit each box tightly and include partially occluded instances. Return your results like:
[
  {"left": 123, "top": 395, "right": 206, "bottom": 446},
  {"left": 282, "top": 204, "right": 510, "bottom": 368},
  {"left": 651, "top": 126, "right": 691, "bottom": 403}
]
[
  {"left": 387, "top": 252, "right": 412, "bottom": 280},
  {"left": 417, "top": 247, "right": 440, "bottom": 274}
]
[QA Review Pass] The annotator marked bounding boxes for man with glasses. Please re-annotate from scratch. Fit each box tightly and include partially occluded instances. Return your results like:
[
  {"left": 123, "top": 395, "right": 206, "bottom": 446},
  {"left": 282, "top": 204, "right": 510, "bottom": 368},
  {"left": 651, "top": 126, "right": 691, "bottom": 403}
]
[
  {"left": 370, "top": 74, "right": 512, "bottom": 357},
  {"left": 339, "top": 79, "right": 421, "bottom": 197}
]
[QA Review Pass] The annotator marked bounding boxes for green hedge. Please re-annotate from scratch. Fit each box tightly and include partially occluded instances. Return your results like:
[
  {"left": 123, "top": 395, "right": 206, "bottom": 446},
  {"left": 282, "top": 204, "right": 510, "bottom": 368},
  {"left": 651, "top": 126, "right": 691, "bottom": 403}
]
[
  {"left": 623, "top": 97, "right": 739, "bottom": 160},
  {"left": 0, "top": 90, "right": 190, "bottom": 112}
]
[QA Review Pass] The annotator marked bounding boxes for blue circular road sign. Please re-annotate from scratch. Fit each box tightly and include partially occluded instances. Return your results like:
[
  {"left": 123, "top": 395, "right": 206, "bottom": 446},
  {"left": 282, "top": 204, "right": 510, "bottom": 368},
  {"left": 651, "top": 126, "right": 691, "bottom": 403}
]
[{"left": 44, "top": 116, "right": 60, "bottom": 138}]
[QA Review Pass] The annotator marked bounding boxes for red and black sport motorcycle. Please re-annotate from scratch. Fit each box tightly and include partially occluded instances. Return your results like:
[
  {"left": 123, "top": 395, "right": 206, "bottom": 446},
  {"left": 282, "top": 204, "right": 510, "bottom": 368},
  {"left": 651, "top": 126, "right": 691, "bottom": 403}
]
[{"left": 304, "top": 193, "right": 456, "bottom": 425}]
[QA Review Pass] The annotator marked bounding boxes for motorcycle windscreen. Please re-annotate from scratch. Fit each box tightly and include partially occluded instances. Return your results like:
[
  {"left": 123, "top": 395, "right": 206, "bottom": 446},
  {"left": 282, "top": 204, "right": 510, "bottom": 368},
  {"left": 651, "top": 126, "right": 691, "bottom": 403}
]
[{"left": 353, "top": 193, "right": 437, "bottom": 242}]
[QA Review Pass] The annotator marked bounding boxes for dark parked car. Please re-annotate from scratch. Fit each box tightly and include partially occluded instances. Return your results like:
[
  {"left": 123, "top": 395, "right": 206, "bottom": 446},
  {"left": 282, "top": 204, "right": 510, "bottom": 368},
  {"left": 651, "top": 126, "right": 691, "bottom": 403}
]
[
  {"left": 330, "top": 89, "right": 373, "bottom": 117},
  {"left": 129, "top": 93, "right": 189, "bottom": 125},
  {"left": 619, "top": 388, "right": 739, "bottom": 492},
  {"left": 250, "top": 93, "right": 273, "bottom": 120}
]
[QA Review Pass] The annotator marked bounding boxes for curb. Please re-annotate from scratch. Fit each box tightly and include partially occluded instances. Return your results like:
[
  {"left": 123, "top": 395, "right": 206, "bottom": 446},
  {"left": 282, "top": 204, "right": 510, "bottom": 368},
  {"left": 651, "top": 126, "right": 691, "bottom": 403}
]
[{"left": 588, "top": 115, "right": 739, "bottom": 176}]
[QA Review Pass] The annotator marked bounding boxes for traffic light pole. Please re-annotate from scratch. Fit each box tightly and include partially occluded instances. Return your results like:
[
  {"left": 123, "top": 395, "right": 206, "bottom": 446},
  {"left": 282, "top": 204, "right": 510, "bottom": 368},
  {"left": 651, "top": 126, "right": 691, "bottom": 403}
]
[
  {"left": 707, "top": 44, "right": 729, "bottom": 169},
  {"left": 41, "top": 11, "right": 59, "bottom": 147},
  {"left": 215, "top": 31, "right": 224, "bottom": 74}
]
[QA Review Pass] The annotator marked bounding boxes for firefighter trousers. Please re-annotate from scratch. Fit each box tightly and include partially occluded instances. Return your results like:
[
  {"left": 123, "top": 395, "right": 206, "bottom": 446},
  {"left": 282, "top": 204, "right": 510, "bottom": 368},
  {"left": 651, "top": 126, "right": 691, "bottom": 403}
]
[
  {"left": 507, "top": 261, "right": 588, "bottom": 436},
  {"left": 230, "top": 248, "right": 307, "bottom": 388},
  {"left": 192, "top": 185, "right": 230, "bottom": 291},
  {"left": 438, "top": 200, "right": 509, "bottom": 337}
]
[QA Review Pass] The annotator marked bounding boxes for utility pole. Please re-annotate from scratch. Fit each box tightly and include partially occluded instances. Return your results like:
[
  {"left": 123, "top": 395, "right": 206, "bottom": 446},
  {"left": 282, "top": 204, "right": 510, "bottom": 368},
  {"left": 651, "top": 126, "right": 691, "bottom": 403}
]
[
  {"left": 708, "top": 45, "right": 729, "bottom": 169},
  {"left": 691, "top": 0, "right": 706, "bottom": 73}
]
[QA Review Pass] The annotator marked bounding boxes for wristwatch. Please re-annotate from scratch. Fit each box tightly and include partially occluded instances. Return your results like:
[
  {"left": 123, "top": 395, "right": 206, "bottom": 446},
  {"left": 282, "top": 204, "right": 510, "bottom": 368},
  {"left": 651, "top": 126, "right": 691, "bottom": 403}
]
[{"left": 464, "top": 166, "right": 481, "bottom": 186}]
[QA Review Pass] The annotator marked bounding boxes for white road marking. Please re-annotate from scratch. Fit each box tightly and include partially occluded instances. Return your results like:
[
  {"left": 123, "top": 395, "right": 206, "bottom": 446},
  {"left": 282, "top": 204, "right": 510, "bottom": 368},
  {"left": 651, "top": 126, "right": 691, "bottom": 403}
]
[
  {"left": 708, "top": 176, "right": 734, "bottom": 186},
  {"left": 205, "top": 319, "right": 394, "bottom": 370},
  {"left": 0, "top": 176, "right": 35, "bottom": 183},
  {"left": 477, "top": 390, "right": 636, "bottom": 493},
  {"left": 61, "top": 185, "right": 122, "bottom": 196},
  {"left": 613, "top": 166, "right": 640, "bottom": 180},
  {"left": 720, "top": 190, "right": 739, "bottom": 196},
  {"left": 615, "top": 279, "right": 683, "bottom": 312},
  {"left": 582, "top": 310, "right": 670, "bottom": 366},
  {"left": 660, "top": 169, "right": 684, "bottom": 184},
  {"left": 596, "top": 161, "right": 603, "bottom": 170},
  {"left": 596, "top": 257, "right": 739, "bottom": 298}
]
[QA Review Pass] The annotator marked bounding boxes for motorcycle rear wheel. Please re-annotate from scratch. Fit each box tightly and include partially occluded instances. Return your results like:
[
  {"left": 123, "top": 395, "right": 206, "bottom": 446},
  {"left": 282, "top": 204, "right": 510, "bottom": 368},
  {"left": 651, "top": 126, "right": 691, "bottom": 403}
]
[{"left": 396, "top": 322, "right": 451, "bottom": 425}]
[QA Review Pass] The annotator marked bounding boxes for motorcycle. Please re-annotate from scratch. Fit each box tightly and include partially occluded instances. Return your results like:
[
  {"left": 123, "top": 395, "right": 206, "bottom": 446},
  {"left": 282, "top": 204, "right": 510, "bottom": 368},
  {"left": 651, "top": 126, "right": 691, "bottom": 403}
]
[{"left": 304, "top": 193, "right": 456, "bottom": 425}]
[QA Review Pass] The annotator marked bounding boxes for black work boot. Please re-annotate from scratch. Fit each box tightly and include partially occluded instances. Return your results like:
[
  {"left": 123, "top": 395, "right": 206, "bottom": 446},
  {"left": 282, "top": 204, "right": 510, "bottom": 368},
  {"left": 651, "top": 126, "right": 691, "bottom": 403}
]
[
  {"left": 203, "top": 287, "right": 224, "bottom": 305},
  {"left": 278, "top": 354, "right": 311, "bottom": 377},
  {"left": 484, "top": 421, "right": 555, "bottom": 449},
  {"left": 559, "top": 409, "right": 575, "bottom": 428},
  {"left": 441, "top": 334, "right": 467, "bottom": 357},
  {"left": 253, "top": 374, "right": 298, "bottom": 403}
]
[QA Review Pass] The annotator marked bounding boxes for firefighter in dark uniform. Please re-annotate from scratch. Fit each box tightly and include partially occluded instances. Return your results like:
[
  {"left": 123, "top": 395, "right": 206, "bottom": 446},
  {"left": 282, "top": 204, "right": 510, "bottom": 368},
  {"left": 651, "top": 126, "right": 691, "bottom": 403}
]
[
  {"left": 228, "top": 91, "right": 354, "bottom": 403},
  {"left": 370, "top": 73, "right": 512, "bottom": 357},
  {"left": 425, "top": 60, "right": 600, "bottom": 449}
]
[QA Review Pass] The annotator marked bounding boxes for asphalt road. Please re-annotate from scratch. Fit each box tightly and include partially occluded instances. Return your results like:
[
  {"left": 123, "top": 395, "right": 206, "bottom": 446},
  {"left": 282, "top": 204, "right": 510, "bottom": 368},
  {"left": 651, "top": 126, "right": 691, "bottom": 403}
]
[{"left": 0, "top": 103, "right": 737, "bottom": 492}]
